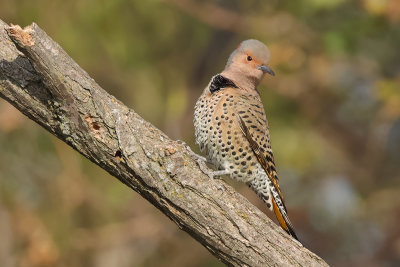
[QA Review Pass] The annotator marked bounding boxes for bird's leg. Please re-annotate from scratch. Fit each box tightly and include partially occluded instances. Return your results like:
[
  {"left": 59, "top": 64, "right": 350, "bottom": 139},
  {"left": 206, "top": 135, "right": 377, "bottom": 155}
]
[
  {"left": 177, "top": 140, "right": 209, "bottom": 163},
  {"left": 176, "top": 140, "right": 228, "bottom": 181},
  {"left": 207, "top": 169, "right": 230, "bottom": 179},
  {"left": 192, "top": 154, "right": 227, "bottom": 180},
  {"left": 192, "top": 153, "right": 208, "bottom": 163}
]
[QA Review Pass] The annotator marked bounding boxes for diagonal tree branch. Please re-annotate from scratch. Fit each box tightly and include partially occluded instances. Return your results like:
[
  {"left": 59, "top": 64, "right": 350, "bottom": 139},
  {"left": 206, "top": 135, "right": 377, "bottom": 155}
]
[{"left": 0, "top": 19, "right": 328, "bottom": 266}]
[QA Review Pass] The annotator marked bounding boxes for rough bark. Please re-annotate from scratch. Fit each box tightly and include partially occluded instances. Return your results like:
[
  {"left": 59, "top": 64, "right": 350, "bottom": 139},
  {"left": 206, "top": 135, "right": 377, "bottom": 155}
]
[{"left": 0, "top": 19, "right": 328, "bottom": 267}]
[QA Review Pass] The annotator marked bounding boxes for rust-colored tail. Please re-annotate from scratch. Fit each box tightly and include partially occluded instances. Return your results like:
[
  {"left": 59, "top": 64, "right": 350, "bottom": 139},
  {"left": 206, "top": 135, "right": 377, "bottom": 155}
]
[{"left": 271, "top": 193, "right": 299, "bottom": 241}]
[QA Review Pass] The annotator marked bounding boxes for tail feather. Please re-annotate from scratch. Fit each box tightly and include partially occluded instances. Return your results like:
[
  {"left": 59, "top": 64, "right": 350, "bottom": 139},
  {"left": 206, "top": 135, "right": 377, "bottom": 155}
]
[
  {"left": 250, "top": 178, "right": 299, "bottom": 241},
  {"left": 271, "top": 193, "right": 299, "bottom": 241}
]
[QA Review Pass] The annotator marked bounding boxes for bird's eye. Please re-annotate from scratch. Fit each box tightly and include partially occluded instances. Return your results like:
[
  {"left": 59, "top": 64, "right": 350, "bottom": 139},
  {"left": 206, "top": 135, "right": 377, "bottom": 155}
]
[{"left": 247, "top": 56, "right": 252, "bottom": 61}]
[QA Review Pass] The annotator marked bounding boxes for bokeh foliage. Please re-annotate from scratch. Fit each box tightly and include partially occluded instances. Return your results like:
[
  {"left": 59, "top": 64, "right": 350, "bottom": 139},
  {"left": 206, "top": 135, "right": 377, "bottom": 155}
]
[{"left": 1, "top": 0, "right": 400, "bottom": 266}]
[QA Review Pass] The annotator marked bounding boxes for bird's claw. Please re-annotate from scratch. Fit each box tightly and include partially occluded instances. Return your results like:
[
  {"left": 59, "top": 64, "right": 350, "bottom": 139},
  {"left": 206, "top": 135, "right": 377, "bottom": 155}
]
[
  {"left": 176, "top": 140, "right": 228, "bottom": 182},
  {"left": 206, "top": 169, "right": 230, "bottom": 180}
]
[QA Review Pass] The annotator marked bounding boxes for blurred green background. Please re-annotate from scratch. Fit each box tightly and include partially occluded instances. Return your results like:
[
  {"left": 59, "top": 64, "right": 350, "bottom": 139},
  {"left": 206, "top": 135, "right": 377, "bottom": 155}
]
[{"left": 1, "top": 0, "right": 400, "bottom": 266}]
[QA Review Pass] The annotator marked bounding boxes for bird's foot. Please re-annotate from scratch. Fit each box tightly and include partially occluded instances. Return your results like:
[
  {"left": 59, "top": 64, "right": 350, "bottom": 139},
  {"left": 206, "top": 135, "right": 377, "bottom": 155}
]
[
  {"left": 191, "top": 153, "right": 208, "bottom": 163},
  {"left": 206, "top": 169, "right": 230, "bottom": 180},
  {"left": 177, "top": 140, "right": 208, "bottom": 163},
  {"left": 192, "top": 155, "right": 223, "bottom": 180},
  {"left": 191, "top": 154, "right": 228, "bottom": 180},
  {"left": 176, "top": 140, "right": 228, "bottom": 182}
]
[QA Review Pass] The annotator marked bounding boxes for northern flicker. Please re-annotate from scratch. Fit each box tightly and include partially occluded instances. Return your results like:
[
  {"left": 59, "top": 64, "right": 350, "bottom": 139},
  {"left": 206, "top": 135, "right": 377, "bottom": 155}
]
[{"left": 194, "top": 39, "right": 298, "bottom": 240}]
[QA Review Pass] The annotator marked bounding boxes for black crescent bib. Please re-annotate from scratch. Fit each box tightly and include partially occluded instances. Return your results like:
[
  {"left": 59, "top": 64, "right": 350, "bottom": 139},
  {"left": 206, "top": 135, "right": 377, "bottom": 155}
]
[{"left": 209, "top": 74, "right": 238, "bottom": 93}]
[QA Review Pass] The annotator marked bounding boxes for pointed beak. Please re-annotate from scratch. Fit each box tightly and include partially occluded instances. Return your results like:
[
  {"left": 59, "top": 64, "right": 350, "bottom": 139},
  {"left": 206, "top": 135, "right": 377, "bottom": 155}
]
[{"left": 257, "top": 65, "right": 275, "bottom": 76}]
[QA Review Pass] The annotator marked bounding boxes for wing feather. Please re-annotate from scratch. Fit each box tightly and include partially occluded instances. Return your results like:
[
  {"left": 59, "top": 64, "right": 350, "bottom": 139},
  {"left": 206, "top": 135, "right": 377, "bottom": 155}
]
[{"left": 237, "top": 115, "right": 298, "bottom": 240}]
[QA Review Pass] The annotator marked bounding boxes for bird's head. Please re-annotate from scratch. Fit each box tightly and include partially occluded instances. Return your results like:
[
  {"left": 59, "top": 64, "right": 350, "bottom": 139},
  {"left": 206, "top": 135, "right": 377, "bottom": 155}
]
[{"left": 222, "top": 39, "right": 274, "bottom": 89}]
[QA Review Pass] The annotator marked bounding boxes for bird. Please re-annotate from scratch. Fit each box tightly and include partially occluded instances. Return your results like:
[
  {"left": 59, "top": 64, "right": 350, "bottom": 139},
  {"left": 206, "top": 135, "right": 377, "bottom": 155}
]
[{"left": 193, "top": 39, "right": 298, "bottom": 240}]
